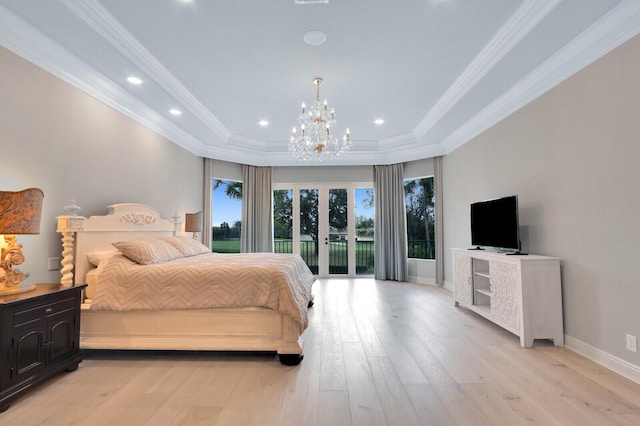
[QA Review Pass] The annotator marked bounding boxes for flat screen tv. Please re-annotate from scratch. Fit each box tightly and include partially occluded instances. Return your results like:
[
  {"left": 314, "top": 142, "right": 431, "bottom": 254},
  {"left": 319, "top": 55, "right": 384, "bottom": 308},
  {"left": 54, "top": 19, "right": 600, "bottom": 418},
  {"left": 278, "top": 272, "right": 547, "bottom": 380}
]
[{"left": 470, "top": 195, "right": 520, "bottom": 252}]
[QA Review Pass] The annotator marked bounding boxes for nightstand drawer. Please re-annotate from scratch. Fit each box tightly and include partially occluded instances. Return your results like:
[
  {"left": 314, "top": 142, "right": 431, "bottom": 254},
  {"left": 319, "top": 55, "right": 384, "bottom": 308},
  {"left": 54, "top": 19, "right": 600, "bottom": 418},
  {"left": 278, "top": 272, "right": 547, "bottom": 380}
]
[{"left": 13, "top": 297, "right": 76, "bottom": 328}]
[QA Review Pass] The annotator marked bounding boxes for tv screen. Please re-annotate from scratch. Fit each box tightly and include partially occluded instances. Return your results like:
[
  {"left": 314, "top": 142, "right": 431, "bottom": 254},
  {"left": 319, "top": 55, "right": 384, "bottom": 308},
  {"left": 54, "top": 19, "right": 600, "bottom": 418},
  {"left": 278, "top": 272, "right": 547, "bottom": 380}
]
[{"left": 470, "top": 195, "right": 520, "bottom": 251}]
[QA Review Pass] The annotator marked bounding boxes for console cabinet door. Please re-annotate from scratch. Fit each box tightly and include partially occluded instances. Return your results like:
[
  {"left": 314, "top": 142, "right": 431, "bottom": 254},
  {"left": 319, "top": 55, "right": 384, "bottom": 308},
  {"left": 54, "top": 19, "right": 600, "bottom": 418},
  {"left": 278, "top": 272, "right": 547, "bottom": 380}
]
[
  {"left": 489, "top": 261, "right": 520, "bottom": 331},
  {"left": 12, "top": 326, "right": 46, "bottom": 385},
  {"left": 454, "top": 253, "right": 473, "bottom": 307},
  {"left": 47, "top": 312, "right": 76, "bottom": 365}
]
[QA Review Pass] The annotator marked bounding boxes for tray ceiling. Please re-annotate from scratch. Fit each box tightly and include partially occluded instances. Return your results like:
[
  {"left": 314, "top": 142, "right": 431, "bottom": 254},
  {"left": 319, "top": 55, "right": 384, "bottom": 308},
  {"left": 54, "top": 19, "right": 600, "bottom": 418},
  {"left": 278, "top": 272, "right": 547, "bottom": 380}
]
[{"left": 1, "top": 0, "right": 639, "bottom": 166}]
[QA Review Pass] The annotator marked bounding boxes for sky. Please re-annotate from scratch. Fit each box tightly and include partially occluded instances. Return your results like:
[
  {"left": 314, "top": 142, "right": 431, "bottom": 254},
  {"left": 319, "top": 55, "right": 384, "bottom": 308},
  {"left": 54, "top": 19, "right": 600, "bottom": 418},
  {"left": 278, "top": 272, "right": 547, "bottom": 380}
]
[
  {"left": 211, "top": 183, "right": 374, "bottom": 227},
  {"left": 212, "top": 182, "right": 242, "bottom": 227}
]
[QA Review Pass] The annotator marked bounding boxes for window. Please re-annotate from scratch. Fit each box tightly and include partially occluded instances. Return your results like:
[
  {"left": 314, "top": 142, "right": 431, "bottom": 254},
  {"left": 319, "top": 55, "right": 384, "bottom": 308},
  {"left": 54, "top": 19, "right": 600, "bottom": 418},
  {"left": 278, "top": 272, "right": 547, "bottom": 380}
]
[
  {"left": 212, "top": 179, "right": 242, "bottom": 253},
  {"left": 404, "top": 177, "right": 435, "bottom": 259}
]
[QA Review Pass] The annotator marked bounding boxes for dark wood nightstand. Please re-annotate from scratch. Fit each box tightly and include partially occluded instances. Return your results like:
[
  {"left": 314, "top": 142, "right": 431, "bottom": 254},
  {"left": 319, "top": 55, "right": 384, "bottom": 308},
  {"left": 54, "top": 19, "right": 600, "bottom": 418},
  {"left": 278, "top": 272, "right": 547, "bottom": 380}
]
[{"left": 0, "top": 283, "right": 86, "bottom": 412}]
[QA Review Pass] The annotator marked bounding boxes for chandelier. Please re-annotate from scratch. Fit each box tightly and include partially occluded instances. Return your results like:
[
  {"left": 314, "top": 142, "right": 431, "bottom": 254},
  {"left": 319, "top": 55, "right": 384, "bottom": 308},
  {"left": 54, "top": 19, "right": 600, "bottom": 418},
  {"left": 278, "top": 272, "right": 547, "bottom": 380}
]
[{"left": 289, "top": 77, "right": 351, "bottom": 161}]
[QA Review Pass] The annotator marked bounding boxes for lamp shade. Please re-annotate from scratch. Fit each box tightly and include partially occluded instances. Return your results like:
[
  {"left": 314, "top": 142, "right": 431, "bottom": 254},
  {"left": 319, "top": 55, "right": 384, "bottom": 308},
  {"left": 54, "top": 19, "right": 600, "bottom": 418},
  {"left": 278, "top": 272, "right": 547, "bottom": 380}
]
[
  {"left": 0, "top": 188, "right": 44, "bottom": 235},
  {"left": 184, "top": 211, "right": 203, "bottom": 233}
]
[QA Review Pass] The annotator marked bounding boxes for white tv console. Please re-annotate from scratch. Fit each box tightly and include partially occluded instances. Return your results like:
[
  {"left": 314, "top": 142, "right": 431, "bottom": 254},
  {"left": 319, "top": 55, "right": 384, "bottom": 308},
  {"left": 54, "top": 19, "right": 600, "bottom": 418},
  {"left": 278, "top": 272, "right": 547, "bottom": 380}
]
[{"left": 452, "top": 248, "right": 564, "bottom": 347}]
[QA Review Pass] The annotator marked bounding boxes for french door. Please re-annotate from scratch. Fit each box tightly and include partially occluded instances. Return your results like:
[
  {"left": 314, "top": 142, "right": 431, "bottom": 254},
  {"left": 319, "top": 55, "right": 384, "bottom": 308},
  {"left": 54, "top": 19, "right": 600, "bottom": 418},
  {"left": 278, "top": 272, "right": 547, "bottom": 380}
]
[
  {"left": 275, "top": 184, "right": 369, "bottom": 277},
  {"left": 299, "top": 185, "right": 354, "bottom": 277}
]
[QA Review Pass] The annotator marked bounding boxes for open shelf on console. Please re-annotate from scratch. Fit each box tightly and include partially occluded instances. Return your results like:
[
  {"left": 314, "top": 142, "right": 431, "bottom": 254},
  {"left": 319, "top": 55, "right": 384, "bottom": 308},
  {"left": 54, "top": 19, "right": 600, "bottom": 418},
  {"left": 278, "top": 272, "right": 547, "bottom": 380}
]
[
  {"left": 475, "top": 288, "right": 492, "bottom": 297},
  {"left": 472, "top": 258, "right": 491, "bottom": 306}
]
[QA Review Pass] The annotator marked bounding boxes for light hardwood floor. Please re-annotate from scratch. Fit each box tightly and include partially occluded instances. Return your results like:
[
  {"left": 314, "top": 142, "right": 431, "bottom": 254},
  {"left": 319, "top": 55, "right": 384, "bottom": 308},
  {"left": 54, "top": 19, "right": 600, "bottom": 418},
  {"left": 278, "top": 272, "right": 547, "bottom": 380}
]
[{"left": 4, "top": 278, "right": 640, "bottom": 425}]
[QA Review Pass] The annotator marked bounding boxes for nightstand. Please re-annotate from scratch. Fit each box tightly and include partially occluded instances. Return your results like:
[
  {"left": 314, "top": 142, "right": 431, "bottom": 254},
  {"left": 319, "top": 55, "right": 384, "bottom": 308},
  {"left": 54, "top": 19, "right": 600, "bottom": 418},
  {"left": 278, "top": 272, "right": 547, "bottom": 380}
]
[{"left": 0, "top": 283, "right": 86, "bottom": 412}]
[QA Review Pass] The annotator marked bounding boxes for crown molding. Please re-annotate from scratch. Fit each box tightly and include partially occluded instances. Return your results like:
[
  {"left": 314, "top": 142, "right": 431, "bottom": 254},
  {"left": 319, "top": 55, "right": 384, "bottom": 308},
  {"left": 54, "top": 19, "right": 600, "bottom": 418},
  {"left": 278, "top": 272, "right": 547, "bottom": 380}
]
[
  {"left": 439, "top": 0, "right": 640, "bottom": 155},
  {"left": 226, "top": 135, "right": 269, "bottom": 151},
  {"left": 386, "top": 142, "right": 447, "bottom": 166},
  {"left": 413, "top": 0, "right": 561, "bottom": 139},
  {"left": 199, "top": 143, "right": 384, "bottom": 167},
  {"left": 60, "top": 0, "right": 232, "bottom": 140},
  {"left": 376, "top": 133, "right": 418, "bottom": 150}
]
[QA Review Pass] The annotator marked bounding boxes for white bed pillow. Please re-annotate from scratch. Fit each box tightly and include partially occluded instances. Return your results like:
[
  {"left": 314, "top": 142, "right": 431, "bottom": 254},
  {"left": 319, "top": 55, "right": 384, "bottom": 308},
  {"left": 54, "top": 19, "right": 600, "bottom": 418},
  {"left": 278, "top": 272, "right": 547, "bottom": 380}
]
[
  {"left": 113, "top": 237, "right": 183, "bottom": 265},
  {"left": 87, "top": 250, "right": 118, "bottom": 267},
  {"left": 162, "top": 236, "right": 210, "bottom": 257}
]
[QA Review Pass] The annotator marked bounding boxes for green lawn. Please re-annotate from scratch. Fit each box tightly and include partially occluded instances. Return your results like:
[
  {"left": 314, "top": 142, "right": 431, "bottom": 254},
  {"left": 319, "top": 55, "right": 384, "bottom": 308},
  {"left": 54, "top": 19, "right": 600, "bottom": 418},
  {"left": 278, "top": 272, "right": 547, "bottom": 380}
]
[
  {"left": 211, "top": 239, "right": 241, "bottom": 253},
  {"left": 212, "top": 239, "right": 374, "bottom": 274}
]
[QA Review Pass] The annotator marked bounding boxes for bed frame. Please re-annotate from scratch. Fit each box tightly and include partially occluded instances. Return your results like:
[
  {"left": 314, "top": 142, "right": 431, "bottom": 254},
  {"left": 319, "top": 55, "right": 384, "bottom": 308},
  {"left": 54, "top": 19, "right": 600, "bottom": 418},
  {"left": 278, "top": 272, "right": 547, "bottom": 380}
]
[{"left": 57, "top": 203, "right": 306, "bottom": 365}]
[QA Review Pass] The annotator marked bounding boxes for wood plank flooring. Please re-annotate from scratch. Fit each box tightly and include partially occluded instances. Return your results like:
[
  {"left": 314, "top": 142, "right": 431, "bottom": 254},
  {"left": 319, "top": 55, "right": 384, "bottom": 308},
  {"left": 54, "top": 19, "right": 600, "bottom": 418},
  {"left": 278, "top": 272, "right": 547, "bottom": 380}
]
[{"left": 3, "top": 278, "right": 640, "bottom": 425}]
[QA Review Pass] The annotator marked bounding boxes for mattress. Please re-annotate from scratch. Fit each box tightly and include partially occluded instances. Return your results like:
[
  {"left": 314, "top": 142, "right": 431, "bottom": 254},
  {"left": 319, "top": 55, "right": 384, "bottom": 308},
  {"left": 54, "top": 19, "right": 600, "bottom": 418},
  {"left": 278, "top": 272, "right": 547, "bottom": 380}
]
[{"left": 90, "top": 252, "right": 315, "bottom": 331}]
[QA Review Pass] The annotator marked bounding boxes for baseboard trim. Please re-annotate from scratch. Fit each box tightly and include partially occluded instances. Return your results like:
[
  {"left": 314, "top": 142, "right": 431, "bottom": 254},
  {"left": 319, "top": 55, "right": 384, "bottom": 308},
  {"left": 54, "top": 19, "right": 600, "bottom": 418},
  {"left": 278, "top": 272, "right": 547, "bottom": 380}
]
[
  {"left": 565, "top": 335, "right": 640, "bottom": 385},
  {"left": 408, "top": 275, "right": 436, "bottom": 286},
  {"left": 443, "top": 279, "right": 454, "bottom": 292}
]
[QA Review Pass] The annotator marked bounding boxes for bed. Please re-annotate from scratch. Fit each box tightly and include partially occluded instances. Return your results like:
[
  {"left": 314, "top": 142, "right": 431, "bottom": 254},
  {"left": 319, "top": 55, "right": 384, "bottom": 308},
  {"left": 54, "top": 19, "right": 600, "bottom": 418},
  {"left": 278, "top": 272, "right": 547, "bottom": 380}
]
[{"left": 56, "top": 203, "right": 315, "bottom": 365}]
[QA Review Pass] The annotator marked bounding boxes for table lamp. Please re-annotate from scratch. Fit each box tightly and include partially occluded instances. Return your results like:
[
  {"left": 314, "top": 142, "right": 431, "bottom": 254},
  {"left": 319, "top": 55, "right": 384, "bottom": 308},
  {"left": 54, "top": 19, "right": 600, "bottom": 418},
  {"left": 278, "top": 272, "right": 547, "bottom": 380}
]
[
  {"left": 185, "top": 211, "right": 203, "bottom": 239},
  {"left": 0, "top": 188, "right": 44, "bottom": 293}
]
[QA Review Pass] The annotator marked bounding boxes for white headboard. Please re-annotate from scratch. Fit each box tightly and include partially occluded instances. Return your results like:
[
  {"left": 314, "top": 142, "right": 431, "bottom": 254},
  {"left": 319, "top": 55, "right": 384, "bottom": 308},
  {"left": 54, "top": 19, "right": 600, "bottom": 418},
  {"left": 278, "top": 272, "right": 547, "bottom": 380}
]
[{"left": 57, "top": 203, "right": 177, "bottom": 295}]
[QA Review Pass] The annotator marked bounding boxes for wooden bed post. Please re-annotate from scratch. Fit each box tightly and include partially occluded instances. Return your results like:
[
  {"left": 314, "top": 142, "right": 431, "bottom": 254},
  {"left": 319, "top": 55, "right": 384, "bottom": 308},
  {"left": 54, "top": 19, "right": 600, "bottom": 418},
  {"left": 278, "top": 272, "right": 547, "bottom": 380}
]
[{"left": 56, "top": 215, "right": 86, "bottom": 287}]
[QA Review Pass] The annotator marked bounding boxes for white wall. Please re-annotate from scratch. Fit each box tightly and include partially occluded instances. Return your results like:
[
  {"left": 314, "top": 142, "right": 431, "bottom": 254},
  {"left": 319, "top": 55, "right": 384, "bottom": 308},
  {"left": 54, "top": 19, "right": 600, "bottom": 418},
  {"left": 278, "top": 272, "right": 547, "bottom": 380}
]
[
  {"left": 209, "top": 159, "right": 242, "bottom": 181},
  {"left": 442, "top": 34, "right": 640, "bottom": 369},
  {"left": 0, "top": 46, "right": 203, "bottom": 284},
  {"left": 273, "top": 165, "right": 372, "bottom": 184}
]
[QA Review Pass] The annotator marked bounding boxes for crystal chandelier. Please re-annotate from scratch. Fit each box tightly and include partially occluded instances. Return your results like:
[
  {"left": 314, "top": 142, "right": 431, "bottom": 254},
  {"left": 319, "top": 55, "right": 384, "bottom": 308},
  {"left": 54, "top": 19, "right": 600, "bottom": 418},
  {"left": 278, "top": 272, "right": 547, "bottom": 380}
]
[{"left": 289, "top": 77, "right": 351, "bottom": 161}]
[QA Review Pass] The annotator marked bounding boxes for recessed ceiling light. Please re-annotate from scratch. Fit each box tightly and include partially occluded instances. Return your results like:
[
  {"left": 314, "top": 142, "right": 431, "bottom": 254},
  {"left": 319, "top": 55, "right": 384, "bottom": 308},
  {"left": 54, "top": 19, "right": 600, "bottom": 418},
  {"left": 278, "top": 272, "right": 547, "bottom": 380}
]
[
  {"left": 304, "top": 30, "right": 326, "bottom": 46},
  {"left": 258, "top": 120, "right": 269, "bottom": 127},
  {"left": 127, "top": 76, "right": 143, "bottom": 85},
  {"left": 169, "top": 109, "right": 182, "bottom": 116},
  {"left": 374, "top": 119, "right": 385, "bottom": 125}
]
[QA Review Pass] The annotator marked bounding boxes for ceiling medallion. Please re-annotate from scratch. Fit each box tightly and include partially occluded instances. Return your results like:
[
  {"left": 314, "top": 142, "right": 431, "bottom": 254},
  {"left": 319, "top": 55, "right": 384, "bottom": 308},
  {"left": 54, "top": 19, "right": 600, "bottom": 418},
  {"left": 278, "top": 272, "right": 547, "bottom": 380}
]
[
  {"left": 303, "top": 30, "right": 326, "bottom": 46},
  {"left": 289, "top": 77, "right": 351, "bottom": 161}
]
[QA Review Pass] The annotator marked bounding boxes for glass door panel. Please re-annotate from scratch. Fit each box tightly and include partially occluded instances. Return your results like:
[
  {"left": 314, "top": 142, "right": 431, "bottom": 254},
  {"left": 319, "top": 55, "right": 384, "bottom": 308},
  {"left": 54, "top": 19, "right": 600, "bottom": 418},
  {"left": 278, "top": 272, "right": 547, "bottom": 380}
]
[
  {"left": 328, "top": 188, "right": 348, "bottom": 275},
  {"left": 299, "top": 188, "right": 319, "bottom": 274}
]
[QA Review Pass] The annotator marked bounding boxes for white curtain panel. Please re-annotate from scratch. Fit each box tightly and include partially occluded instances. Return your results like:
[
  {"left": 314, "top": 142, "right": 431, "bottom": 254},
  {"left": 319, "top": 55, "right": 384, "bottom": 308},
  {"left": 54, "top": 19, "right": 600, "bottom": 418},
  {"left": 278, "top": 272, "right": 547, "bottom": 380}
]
[
  {"left": 241, "top": 165, "right": 273, "bottom": 253},
  {"left": 374, "top": 163, "right": 408, "bottom": 281}
]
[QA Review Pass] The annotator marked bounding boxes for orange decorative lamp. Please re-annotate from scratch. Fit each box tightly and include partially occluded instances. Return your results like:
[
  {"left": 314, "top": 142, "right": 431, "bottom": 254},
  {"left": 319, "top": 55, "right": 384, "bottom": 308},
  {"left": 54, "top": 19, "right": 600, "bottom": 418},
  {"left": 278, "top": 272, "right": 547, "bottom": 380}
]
[
  {"left": 185, "top": 211, "right": 203, "bottom": 239},
  {"left": 0, "top": 188, "right": 44, "bottom": 293}
]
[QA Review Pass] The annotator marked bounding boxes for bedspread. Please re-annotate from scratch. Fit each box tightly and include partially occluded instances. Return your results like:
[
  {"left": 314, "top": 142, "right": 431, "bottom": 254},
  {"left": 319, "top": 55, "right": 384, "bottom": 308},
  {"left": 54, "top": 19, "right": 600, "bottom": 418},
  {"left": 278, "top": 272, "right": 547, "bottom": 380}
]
[{"left": 91, "top": 252, "right": 315, "bottom": 331}]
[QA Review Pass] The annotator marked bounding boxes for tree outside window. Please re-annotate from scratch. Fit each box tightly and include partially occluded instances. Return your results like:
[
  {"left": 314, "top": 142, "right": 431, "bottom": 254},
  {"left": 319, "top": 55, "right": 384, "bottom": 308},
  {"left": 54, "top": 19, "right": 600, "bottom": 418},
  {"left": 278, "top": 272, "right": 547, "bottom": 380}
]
[{"left": 404, "top": 177, "right": 435, "bottom": 259}]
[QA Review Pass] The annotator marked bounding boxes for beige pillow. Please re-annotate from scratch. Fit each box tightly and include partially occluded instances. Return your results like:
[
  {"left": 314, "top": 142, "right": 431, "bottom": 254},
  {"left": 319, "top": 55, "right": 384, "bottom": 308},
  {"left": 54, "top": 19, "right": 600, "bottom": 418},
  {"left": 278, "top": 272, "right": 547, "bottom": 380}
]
[
  {"left": 162, "top": 236, "right": 210, "bottom": 257},
  {"left": 113, "top": 237, "right": 183, "bottom": 265},
  {"left": 87, "top": 250, "right": 118, "bottom": 267}
]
